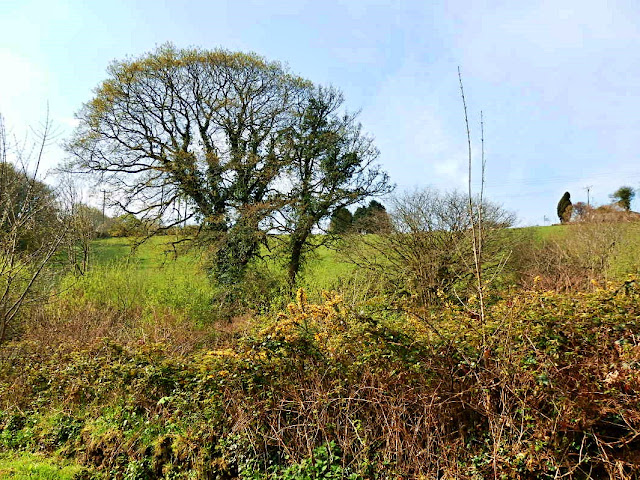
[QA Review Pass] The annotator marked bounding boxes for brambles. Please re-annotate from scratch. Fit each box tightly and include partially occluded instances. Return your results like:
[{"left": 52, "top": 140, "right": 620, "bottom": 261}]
[{"left": 2, "top": 279, "right": 639, "bottom": 477}]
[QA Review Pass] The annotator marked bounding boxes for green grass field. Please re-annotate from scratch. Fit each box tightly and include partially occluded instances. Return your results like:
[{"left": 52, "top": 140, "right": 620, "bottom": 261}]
[
  {"left": 57, "top": 235, "right": 358, "bottom": 323},
  {"left": 71, "top": 223, "right": 640, "bottom": 322}
]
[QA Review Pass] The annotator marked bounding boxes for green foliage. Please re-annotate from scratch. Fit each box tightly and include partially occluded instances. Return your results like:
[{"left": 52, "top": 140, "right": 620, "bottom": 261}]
[
  {"left": 0, "top": 125, "right": 66, "bottom": 343},
  {"left": 5, "top": 222, "right": 640, "bottom": 477},
  {"left": 58, "top": 256, "right": 213, "bottom": 324},
  {"left": 241, "top": 442, "right": 362, "bottom": 479},
  {"left": 3, "top": 281, "right": 640, "bottom": 477},
  {"left": 328, "top": 207, "right": 352, "bottom": 234},
  {"left": 610, "top": 185, "right": 636, "bottom": 211},
  {"left": 108, "top": 214, "right": 147, "bottom": 238},
  {"left": 352, "top": 200, "right": 391, "bottom": 234},
  {"left": 68, "top": 47, "right": 390, "bottom": 286},
  {"left": 0, "top": 453, "right": 88, "bottom": 480},
  {"left": 0, "top": 161, "right": 59, "bottom": 253},
  {"left": 274, "top": 86, "right": 391, "bottom": 285}
]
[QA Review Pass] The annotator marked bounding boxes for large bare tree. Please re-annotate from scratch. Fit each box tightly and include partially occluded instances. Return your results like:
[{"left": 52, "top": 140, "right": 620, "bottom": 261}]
[
  {"left": 343, "top": 188, "right": 515, "bottom": 306},
  {"left": 67, "top": 46, "right": 391, "bottom": 287},
  {"left": 66, "top": 44, "right": 310, "bottom": 282}
]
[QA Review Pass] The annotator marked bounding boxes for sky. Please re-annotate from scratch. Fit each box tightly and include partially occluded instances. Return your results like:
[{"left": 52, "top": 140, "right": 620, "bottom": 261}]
[{"left": 1, "top": 0, "right": 639, "bottom": 225}]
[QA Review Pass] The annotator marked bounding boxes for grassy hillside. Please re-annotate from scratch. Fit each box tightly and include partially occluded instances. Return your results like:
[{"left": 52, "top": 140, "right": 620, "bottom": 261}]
[{"left": 59, "top": 235, "right": 358, "bottom": 324}]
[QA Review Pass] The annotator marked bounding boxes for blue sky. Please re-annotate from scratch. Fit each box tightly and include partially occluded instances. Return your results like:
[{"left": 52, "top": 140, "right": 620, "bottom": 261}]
[{"left": 1, "top": 0, "right": 639, "bottom": 224}]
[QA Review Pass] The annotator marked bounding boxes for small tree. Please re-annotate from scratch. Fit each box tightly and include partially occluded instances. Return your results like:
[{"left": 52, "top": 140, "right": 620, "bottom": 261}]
[
  {"left": 610, "top": 186, "right": 635, "bottom": 211},
  {"left": 108, "top": 214, "right": 147, "bottom": 238},
  {"left": 352, "top": 200, "right": 392, "bottom": 234},
  {"left": 67, "top": 204, "right": 108, "bottom": 273},
  {"left": 571, "top": 201, "right": 591, "bottom": 221},
  {"left": 557, "top": 192, "right": 572, "bottom": 223},
  {"left": 343, "top": 188, "right": 515, "bottom": 305},
  {"left": 273, "top": 86, "right": 391, "bottom": 285},
  {"left": 0, "top": 113, "right": 67, "bottom": 342}
]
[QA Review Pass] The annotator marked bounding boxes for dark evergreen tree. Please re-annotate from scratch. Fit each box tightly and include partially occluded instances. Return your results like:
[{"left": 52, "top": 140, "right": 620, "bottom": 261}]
[
  {"left": 329, "top": 207, "right": 353, "bottom": 233},
  {"left": 352, "top": 206, "right": 368, "bottom": 232},
  {"left": 557, "top": 192, "right": 572, "bottom": 224},
  {"left": 352, "top": 200, "right": 392, "bottom": 233}
]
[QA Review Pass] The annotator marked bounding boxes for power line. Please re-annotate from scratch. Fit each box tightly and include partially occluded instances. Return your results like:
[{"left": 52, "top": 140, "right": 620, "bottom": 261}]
[{"left": 476, "top": 169, "right": 640, "bottom": 189}]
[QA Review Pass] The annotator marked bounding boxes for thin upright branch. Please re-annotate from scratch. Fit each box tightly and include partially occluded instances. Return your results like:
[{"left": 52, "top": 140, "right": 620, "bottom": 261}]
[{"left": 458, "top": 67, "right": 486, "bottom": 330}]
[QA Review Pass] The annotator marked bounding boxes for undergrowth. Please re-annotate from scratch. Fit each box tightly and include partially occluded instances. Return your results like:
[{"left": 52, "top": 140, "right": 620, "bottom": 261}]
[{"left": 1, "top": 279, "right": 639, "bottom": 478}]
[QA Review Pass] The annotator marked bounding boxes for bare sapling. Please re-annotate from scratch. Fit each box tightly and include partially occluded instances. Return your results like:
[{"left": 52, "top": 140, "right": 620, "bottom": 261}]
[
  {"left": 0, "top": 112, "right": 68, "bottom": 343},
  {"left": 458, "top": 68, "right": 486, "bottom": 330}
]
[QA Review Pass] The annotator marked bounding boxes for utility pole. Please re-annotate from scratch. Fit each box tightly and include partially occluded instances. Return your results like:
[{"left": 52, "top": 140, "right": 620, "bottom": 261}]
[
  {"left": 102, "top": 190, "right": 107, "bottom": 222},
  {"left": 584, "top": 185, "right": 593, "bottom": 207}
]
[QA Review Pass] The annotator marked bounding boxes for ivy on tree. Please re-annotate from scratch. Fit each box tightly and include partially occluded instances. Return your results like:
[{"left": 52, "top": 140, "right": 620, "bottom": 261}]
[{"left": 273, "top": 86, "right": 391, "bottom": 284}]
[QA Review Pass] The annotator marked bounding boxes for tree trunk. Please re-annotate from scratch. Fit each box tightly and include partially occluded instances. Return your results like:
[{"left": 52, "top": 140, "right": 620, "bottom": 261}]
[
  {"left": 0, "top": 317, "right": 6, "bottom": 344},
  {"left": 288, "top": 239, "right": 303, "bottom": 286},
  {"left": 288, "top": 229, "right": 310, "bottom": 287}
]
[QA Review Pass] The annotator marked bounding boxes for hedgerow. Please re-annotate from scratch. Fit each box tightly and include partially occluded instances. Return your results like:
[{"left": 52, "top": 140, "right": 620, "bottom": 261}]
[{"left": 0, "top": 280, "right": 639, "bottom": 478}]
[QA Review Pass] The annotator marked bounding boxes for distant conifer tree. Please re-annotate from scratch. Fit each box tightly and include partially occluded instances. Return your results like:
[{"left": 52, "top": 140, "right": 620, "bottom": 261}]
[
  {"left": 557, "top": 192, "right": 572, "bottom": 223},
  {"left": 329, "top": 207, "right": 353, "bottom": 233}
]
